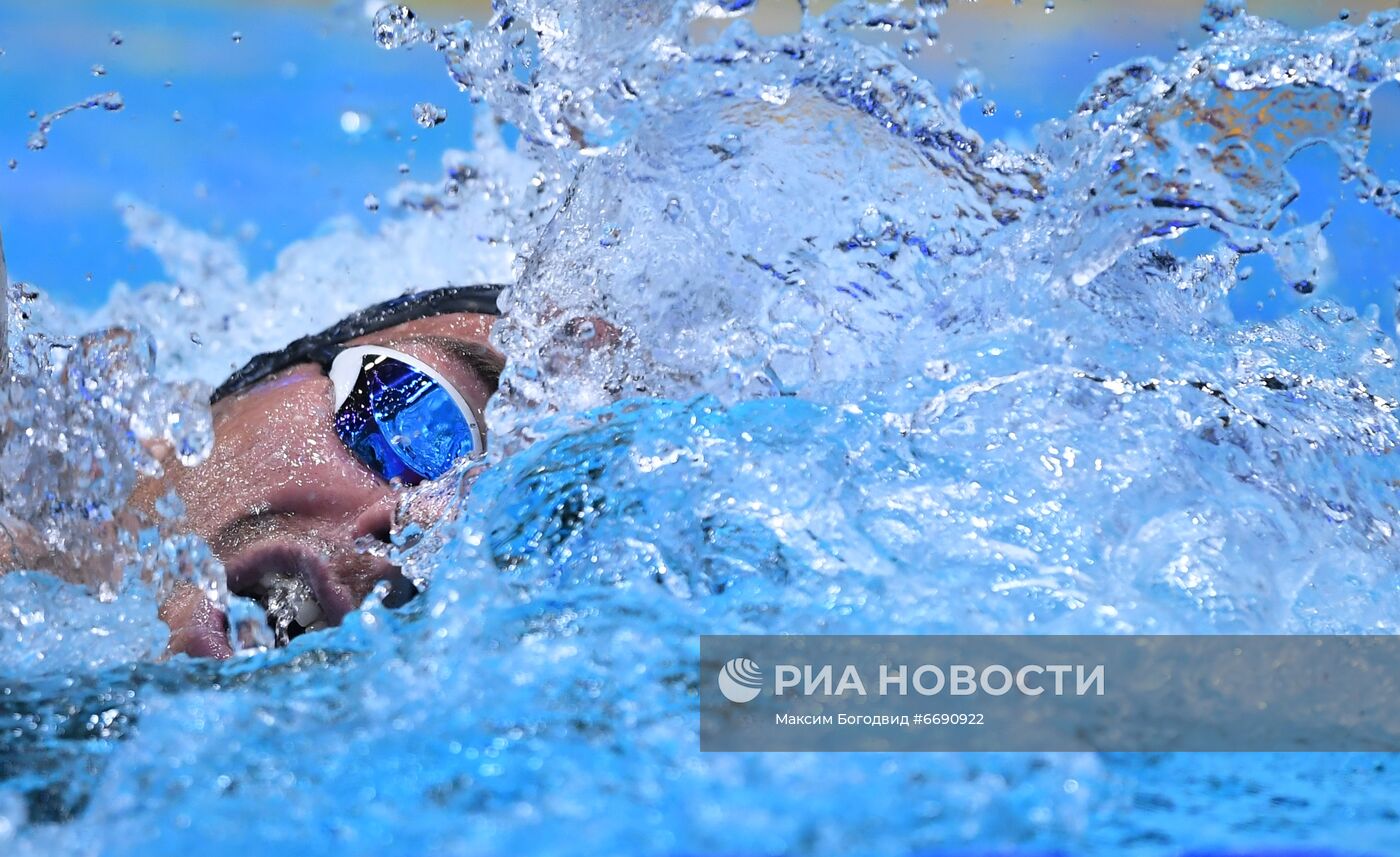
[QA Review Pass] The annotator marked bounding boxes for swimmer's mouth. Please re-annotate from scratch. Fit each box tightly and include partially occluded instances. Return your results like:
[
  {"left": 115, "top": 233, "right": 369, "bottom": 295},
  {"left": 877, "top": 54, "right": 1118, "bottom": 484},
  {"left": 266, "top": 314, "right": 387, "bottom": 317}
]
[
  {"left": 243, "top": 570, "right": 329, "bottom": 646},
  {"left": 223, "top": 544, "right": 343, "bottom": 648}
]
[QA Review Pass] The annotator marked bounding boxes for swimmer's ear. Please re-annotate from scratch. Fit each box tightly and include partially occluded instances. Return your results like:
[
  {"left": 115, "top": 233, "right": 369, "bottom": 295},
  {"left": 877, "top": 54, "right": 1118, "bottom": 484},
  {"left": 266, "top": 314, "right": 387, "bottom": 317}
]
[{"left": 561, "top": 315, "right": 623, "bottom": 351}]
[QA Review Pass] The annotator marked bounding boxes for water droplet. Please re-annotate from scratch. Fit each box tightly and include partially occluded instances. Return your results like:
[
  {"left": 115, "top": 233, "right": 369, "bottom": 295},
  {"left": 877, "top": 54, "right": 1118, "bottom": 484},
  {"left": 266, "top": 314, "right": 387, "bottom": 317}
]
[
  {"left": 6, "top": 159, "right": 15, "bottom": 171},
  {"left": 374, "top": 4, "right": 424, "bottom": 49},
  {"left": 1176, "top": 38, "right": 1189, "bottom": 51},
  {"left": 1338, "top": 8, "right": 1351, "bottom": 20},
  {"left": 759, "top": 84, "right": 791, "bottom": 106},
  {"left": 397, "top": 163, "right": 411, "bottom": 175},
  {"left": 413, "top": 101, "right": 447, "bottom": 128},
  {"left": 1043, "top": 0, "right": 1054, "bottom": 12},
  {"left": 982, "top": 100, "right": 997, "bottom": 117},
  {"left": 172, "top": 110, "right": 182, "bottom": 123},
  {"left": 109, "top": 31, "right": 123, "bottom": 46},
  {"left": 1269, "top": 217, "right": 1333, "bottom": 297},
  {"left": 91, "top": 64, "right": 106, "bottom": 77},
  {"left": 231, "top": 31, "right": 243, "bottom": 44},
  {"left": 364, "top": 193, "right": 380, "bottom": 212}
]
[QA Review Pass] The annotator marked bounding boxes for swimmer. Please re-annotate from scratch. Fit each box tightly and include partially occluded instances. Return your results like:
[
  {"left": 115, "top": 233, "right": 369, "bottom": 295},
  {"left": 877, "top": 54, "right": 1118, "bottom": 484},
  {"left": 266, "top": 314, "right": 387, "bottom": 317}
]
[{"left": 136, "top": 286, "right": 506, "bottom": 659}]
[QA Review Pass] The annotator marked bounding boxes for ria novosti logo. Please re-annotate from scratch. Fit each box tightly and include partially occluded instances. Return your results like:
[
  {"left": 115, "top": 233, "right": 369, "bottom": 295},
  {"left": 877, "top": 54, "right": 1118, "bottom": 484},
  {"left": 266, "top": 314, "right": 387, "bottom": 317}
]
[{"left": 717, "top": 657, "right": 763, "bottom": 703}]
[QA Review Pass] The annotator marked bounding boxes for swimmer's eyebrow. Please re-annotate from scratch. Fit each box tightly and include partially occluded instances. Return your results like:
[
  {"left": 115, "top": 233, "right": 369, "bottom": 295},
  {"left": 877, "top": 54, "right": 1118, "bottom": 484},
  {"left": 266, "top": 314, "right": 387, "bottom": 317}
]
[{"left": 380, "top": 334, "right": 504, "bottom": 396}]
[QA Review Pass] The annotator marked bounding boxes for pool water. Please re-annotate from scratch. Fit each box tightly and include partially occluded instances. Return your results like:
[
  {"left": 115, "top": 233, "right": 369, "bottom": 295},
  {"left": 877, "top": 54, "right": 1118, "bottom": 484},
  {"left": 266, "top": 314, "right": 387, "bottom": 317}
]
[{"left": 3, "top": 1, "right": 1400, "bottom": 854}]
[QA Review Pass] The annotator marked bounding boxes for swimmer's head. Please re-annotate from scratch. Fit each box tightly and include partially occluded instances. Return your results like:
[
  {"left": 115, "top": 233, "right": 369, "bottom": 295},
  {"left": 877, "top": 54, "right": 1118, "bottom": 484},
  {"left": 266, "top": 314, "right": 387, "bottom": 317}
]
[{"left": 138, "top": 286, "right": 507, "bottom": 659}]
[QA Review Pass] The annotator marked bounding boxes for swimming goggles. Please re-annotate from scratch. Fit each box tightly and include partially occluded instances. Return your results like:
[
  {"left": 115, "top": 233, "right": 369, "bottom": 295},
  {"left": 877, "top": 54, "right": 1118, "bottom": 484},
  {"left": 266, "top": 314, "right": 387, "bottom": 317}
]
[
  {"left": 210, "top": 285, "right": 504, "bottom": 485},
  {"left": 328, "top": 345, "right": 484, "bottom": 485}
]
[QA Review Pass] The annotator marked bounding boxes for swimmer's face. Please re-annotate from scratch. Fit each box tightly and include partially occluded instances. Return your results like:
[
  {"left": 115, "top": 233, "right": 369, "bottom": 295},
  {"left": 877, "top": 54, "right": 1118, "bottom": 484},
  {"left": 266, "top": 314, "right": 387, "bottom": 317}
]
[{"left": 140, "top": 311, "right": 502, "bottom": 659}]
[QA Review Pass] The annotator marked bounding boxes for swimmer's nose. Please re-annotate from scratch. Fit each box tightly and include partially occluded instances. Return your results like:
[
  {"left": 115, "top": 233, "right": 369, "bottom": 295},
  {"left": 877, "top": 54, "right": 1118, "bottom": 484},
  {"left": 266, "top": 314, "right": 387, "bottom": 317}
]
[
  {"left": 351, "top": 495, "right": 396, "bottom": 547},
  {"left": 349, "top": 496, "right": 419, "bottom": 609}
]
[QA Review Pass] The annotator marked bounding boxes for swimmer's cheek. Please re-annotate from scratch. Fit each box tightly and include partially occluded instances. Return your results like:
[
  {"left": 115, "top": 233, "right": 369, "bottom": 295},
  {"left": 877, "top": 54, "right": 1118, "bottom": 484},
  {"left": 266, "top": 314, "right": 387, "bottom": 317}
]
[{"left": 158, "top": 582, "right": 233, "bottom": 660}]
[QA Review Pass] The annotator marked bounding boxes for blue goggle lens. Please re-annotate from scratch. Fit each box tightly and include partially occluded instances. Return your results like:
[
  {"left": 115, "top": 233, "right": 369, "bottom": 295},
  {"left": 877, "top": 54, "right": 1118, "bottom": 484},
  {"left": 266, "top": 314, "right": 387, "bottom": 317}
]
[{"left": 333, "top": 354, "right": 478, "bottom": 485}]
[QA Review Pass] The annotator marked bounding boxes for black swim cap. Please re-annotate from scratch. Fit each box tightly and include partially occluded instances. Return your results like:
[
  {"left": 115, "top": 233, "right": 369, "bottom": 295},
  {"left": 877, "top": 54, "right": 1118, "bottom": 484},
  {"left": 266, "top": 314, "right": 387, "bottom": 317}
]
[{"left": 210, "top": 284, "right": 505, "bottom": 404}]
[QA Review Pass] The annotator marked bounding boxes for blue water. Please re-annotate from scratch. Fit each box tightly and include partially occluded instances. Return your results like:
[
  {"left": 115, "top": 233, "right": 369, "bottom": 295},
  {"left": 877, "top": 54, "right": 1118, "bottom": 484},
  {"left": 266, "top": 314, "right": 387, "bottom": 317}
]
[{"left": 4, "top": 1, "right": 1400, "bottom": 855}]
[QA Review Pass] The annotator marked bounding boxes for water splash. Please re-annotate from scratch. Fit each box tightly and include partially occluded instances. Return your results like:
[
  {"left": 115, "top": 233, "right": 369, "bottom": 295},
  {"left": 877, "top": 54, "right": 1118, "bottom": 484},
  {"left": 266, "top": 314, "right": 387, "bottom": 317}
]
[
  {"left": 25, "top": 92, "right": 125, "bottom": 151},
  {"left": 92, "top": 142, "right": 520, "bottom": 386},
  {"left": 3, "top": 0, "right": 1400, "bottom": 854},
  {"left": 0, "top": 279, "right": 217, "bottom": 677}
]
